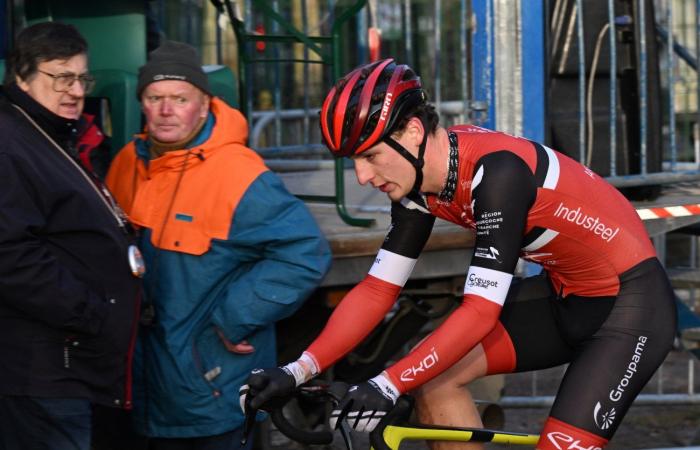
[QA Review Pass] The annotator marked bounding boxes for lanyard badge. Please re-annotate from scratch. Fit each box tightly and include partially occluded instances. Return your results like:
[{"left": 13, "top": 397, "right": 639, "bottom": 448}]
[{"left": 128, "top": 244, "right": 146, "bottom": 278}]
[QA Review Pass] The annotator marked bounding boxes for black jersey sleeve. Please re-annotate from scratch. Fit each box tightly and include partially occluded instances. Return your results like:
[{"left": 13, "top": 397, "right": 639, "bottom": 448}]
[
  {"left": 470, "top": 151, "right": 537, "bottom": 276},
  {"left": 382, "top": 196, "right": 436, "bottom": 258},
  {"left": 367, "top": 195, "right": 436, "bottom": 287}
]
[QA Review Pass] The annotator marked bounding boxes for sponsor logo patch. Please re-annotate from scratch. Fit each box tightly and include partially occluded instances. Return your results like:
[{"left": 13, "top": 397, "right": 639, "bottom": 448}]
[
  {"left": 474, "top": 246, "right": 502, "bottom": 263},
  {"left": 553, "top": 202, "right": 620, "bottom": 242}
]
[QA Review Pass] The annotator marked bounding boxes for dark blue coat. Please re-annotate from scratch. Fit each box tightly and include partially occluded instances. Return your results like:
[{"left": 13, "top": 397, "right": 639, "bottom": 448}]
[{"left": 0, "top": 84, "right": 141, "bottom": 407}]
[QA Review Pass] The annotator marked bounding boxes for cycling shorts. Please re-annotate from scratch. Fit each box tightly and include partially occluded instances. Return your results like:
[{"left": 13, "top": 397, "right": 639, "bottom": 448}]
[{"left": 484, "top": 257, "right": 676, "bottom": 445}]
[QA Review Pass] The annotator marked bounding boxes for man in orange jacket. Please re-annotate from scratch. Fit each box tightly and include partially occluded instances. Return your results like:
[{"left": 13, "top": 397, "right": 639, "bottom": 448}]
[{"left": 105, "top": 41, "right": 331, "bottom": 450}]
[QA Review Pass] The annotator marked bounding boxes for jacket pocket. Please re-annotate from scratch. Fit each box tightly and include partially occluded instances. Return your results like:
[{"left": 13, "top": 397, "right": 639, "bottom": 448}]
[{"left": 192, "top": 325, "right": 230, "bottom": 388}]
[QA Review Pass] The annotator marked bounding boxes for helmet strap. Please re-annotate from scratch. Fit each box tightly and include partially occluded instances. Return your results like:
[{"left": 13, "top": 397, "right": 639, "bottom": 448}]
[{"left": 383, "top": 116, "right": 430, "bottom": 195}]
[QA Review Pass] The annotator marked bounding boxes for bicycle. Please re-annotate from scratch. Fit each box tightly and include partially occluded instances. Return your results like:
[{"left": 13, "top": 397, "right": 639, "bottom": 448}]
[{"left": 241, "top": 381, "right": 540, "bottom": 450}]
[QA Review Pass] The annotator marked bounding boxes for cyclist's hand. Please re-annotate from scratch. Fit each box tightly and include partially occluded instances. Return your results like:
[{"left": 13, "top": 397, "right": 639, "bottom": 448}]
[
  {"left": 239, "top": 367, "right": 296, "bottom": 413},
  {"left": 329, "top": 373, "right": 400, "bottom": 432}
]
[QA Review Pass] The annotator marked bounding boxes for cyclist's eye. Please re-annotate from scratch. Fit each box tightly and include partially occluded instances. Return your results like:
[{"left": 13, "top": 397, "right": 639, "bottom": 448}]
[{"left": 175, "top": 97, "right": 188, "bottom": 105}]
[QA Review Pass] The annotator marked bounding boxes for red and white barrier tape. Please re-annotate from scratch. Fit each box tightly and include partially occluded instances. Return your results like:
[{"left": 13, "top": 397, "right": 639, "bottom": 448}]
[{"left": 637, "top": 204, "right": 700, "bottom": 220}]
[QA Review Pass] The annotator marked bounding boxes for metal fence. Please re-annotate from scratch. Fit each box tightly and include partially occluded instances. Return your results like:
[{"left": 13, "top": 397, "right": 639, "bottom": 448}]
[{"left": 228, "top": 0, "right": 700, "bottom": 190}]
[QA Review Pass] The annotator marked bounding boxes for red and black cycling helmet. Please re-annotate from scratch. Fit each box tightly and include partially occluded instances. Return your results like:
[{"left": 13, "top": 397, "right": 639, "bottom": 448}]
[{"left": 319, "top": 58, "right": 425, "bottom": 157}]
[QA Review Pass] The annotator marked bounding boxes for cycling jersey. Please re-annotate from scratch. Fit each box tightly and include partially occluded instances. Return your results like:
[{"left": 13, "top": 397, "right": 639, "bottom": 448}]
[{"left": 304, "top": 125, "right": 675, "bottom": 446}]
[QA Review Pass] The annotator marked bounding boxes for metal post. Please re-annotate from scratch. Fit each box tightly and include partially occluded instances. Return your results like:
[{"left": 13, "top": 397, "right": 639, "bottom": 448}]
[
  {"left": 330, "top": 0, "right": 374, "bottom": 227},
  {"left": 696, "top": 0, "right": 700, "bottom": 167},
  {"left": 668, "top": 0, "right": 677, "bottom": 168},
  {"left": 404, "top": 0, "right": 413, "bottom": 67},
  {"left": 638, "top": 0, "right": 648, "bottom": 174},
  {"left": 460, "top": 0, "right": 469, "bottom": 123},
  {"left": 576, "top": 0, "right": 586, "bottom": 164},
  {"left": 272, "top": 0, "right": 282, "bottom": 150},
  {"left": 302, "top": 0, "right": 310, "bottom": 152},
  {"left": 608, "top": 0, "right": 617, "bottom": 176},
  {"left": 434, "top": 0, "right": 442, "bottom": 111}
]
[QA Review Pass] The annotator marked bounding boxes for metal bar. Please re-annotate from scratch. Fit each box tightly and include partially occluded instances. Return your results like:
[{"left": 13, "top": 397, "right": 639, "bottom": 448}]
[
  {"left": 265, "top": 159, "right": 336, "bottom": 172},
  {"left": 471, "top": 0, "right": 495, "bottom": 128},
  {"left": 502, "top": 393, "right": 700, "bottom": 408},
  {"left": 434, "top": 0, "right": 442, "bottom": 110},
  {"left": 638, "top": 0, "right": 648, "bottom": 174},
  {"left": 690, "top": 358, "right": 695, "bottom": 396},
  {"left": 251, "top": 0, "right": 325, "bottom": 57},
  {"left": 244, "top": 57, "right": 328, "bottom": 64},
  {"left": 240, "top": 34, "right": 332, "bottom": 43},
  {"left": 656, "top": 24, "right": 697, "bottom": 70},
  {"left": 356, "top": 1, "right": 367, "bottom": 62},
  {"left": 576, "top": 0, "right": 586, "bottom": 164},
  {"left": 225, "top": 0, "right": 249, "bottom": 118},
  {"left": 301, "top": 0, "right": 310, "bottom": 156},
  {"left": 521, "top": 0, "right": 545, "bottom": 141},
  {"left": 298, "top": 194, "right": 341, "bottom": 203},
  {"left": 697, "top": 0, "right": 700, "bottom": 162},
  {"left": 272, "top": 0, "right": 282, "bottom": 151},
  {"left": 667, "top": 0, "right": 677, "bottom": 168},
  {"left": 215, "top": 6, "right": 223, "bottom": 65},
  {"left": 460, "top": 0, "right": 469, "bottom": 123},
  {"left": 608, "top": 0, "right": 617, "bottom": 176},
  {"left": 605, "top": 170, "right": 700, "bottom": 187},
  {"left": 404, "top": 0, "right": 413, "bottom": 67},
  {"left": 331, "top": 0, "right": 374, "bottom": 227}
]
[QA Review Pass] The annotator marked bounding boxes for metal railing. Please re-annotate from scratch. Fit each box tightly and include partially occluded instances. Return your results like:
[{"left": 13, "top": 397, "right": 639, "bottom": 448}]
[
  {"left": 222, "top": 0, "right": 376, "bottom": 226},
  {"left": 501, "top": 353, "right": 700, "bottom": 408},
  {"left": 226, "top": 0, "right": 700, "bottom": 223}
]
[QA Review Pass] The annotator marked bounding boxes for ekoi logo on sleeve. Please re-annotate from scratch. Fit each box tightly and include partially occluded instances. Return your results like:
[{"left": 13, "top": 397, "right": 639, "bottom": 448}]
[{"left": 399, "top": 348, "right": 439, "bottom": 382}]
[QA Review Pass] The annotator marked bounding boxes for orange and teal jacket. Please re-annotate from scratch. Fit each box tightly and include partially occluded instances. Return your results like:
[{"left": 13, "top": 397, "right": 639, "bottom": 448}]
[{"left": 106, "top": 98, "right": 331, "bottom": 437}]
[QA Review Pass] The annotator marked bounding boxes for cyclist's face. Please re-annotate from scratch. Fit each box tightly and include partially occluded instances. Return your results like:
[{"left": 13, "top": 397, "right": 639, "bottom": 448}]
[
  {"left": 141, "top": 80, "right": 210, "bottom": 144},
  {"left": 16, "top": 54, "right": 88, "bottom": 120},
  {"left": 353, "top": 138, "right": 416, "bottom": 201}
]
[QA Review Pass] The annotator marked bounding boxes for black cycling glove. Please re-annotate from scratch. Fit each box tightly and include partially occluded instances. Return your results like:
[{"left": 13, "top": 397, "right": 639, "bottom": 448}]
[
  {"left": 239, "top": 367, "right": 296, "bottom": 412},
  {"left": 330, "top": 373, "right": 400, "bottom": 432}
]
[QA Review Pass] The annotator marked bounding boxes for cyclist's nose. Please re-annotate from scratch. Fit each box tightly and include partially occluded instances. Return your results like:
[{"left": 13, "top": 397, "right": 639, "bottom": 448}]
[{"left": 354, "top": 159, "right": 373, "bottom": 186}]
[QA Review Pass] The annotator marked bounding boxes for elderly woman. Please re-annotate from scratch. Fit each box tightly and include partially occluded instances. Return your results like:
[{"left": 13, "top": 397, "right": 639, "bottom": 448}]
[{"left": 0, "top": 22, "right": 141, "bottom": 450}]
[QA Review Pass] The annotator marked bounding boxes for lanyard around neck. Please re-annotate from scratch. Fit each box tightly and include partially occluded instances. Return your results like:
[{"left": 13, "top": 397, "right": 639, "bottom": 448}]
[{"left": 12, "top": 103, "right": 128, "bottom": 231}]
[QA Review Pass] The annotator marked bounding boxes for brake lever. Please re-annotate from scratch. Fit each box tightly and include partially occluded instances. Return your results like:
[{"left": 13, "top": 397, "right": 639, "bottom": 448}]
[
  {"left": 240, "top": 392, "right": 257, "bottom": 447},
  {"left": 369, "top": 395, "right": 414, "bottom": 450},
  {"left": 339, "top": 421, "right": 355, "bottom": 450}
]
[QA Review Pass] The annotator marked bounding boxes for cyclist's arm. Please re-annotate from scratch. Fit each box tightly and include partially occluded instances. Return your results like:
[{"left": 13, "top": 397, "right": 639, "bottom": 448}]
[
  {"left": 304, "top": 197, "right": 436, "bottom": 372},
  {"left": 385, "top": 151, "right": 537, "bottom": 393}
]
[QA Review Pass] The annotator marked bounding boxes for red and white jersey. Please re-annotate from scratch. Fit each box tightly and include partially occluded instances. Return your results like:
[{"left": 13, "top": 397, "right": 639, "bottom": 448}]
[
  {"left": 428, "top": 124, "right": 655, "bottom": 299},
  {"left": 305, "top": 124, "right": 656, "bottom": 393}
]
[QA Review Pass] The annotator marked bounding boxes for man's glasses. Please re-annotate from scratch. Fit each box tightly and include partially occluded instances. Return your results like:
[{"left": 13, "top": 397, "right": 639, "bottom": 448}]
[{"left": 38, "top": 70, "right": 96, "bottom": 94}]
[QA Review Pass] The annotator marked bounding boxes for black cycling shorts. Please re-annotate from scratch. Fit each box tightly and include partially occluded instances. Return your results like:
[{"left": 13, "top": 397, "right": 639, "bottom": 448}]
[{"left": 498, "top": 257, "right": 676, "bottom": 438}]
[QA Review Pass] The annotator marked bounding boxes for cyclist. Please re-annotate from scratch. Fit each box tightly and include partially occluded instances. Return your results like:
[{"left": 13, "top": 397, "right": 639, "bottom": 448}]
[{"left": 241, "top": 58, "right": 676, "bottom": 449}]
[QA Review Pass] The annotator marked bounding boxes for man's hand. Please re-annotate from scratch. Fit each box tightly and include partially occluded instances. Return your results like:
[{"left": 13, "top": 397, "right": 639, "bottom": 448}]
[
  {"left": 329, "top": 373, "right": 400, "bottom": 432},
  {"left": 216, "top": 327, "right": 254, "bottom": 354},
  {"left": 239, "top": 367, "right": 296, "bottom": 413}
]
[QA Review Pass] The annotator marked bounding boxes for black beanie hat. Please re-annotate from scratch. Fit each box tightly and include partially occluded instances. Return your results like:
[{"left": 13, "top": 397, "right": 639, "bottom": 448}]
[{"left": 137, "top": 40, "right": 212, "bottom": 98}]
